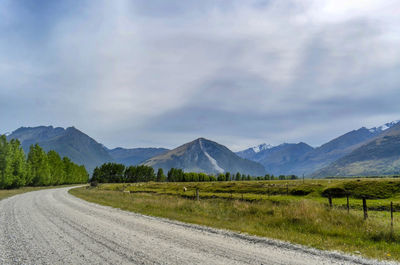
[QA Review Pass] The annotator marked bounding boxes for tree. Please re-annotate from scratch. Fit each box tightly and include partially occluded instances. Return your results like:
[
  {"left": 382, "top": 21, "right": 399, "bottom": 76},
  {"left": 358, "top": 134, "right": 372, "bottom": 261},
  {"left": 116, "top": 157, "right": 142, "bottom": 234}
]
[
  {"left": 156, "top": 168, "right": 166, "bottom": 182},
  {"left": 27, "top": 144, "right": 50, "bottom": 186},
  {"left": 217, "top": 173, "right": 225, "bottom": 181},
  {"left": 8, "top": 139, "right": 27, "bottom": 188},
  {"left": 167, "top": 168, "right": 184, "bottom": 182},
  {"left": 0, "top": 136, "right": 12, "bottom": 188},
  {"left": 47, "top": 150, "right": 64, "bottom": 185},
  {"left": 0, "top": 136, "right": 87, "bottom": 189},
  {"left": 235, "top": 172, "right": 241, "bottom": 181}
]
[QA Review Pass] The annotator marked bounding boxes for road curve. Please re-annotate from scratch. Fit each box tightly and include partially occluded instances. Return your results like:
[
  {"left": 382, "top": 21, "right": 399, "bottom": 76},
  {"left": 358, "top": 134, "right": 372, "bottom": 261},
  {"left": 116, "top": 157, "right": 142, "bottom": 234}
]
[{"left": 0, "top": 187, "right": 393, "bottom": 265}]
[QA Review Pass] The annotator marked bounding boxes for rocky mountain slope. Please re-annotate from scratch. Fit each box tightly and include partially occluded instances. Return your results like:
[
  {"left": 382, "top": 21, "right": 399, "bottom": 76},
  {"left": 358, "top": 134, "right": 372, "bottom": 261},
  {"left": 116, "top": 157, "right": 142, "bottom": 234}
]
[
  {"left": 314, "top": 123, "right": 400, "bottom": 177},
  {"left": 143, "top": 138, "right": 265, "bottom": 175}
]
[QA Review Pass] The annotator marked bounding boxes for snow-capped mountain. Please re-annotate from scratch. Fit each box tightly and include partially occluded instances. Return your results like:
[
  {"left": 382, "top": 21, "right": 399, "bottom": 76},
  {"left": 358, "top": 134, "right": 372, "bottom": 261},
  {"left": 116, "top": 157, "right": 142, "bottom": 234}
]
[
  {"left": 252, "top": 143, "right": 274, "bottom": 153},
  {"left": 236, "top": 143, "right": 273, "bottom": 160},
  {"left": 368, "top": 120, "right": 400, "bottom": 133},
  {"left": 314, "top": 121, "right": 400, "bottom": 177}
]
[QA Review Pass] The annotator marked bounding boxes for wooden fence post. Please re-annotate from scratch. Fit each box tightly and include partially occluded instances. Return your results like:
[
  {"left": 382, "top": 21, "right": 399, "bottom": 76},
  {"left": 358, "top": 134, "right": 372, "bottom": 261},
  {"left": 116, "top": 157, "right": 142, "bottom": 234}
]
[
  {"left": 362, "top": 198, "right": 368, "bottom": 220},
  {"left": 196, "top": 188, "right": 199, "bottom": 202},
  {"left": 328, "top": 196, "right": 332, "bottom": 209},
  {"left": 346, "top": 194, "right": 350, "bottom": 213}
]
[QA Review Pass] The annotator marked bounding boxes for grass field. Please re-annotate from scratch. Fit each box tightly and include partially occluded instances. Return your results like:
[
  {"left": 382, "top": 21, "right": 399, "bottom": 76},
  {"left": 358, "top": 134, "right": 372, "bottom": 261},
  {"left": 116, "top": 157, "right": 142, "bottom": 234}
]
[
  {"left": 97, "top": 179, "right": 400, "bottom": 211},
  {"left": 70, "top": 179, "right": 400, "bottom": 262},
  {"left": 0, "top": 184, "right": 83, "bottom": 201}
]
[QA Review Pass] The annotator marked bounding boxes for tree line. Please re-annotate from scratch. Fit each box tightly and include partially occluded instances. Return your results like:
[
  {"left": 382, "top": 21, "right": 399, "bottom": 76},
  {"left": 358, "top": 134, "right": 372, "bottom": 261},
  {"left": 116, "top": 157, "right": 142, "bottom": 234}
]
[
  {"left": 91, "top": 162, "right": 299, "bottom": 183},
  {"left": 0, "top": 135, "right": 88, "bottom": 189}
]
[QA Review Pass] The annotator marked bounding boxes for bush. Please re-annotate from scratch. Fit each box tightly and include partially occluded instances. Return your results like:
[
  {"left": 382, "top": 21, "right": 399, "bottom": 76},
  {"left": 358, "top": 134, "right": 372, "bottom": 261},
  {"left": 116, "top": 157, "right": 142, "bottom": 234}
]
[
  {"left": 290, "top": 186, "right": 314, "bottom": 196},
  {"left": 90, "top": 181, "right": 98, "bottom": 187},
  {"left": 322, "top": 187, "right": 347, "bottom": 198}
]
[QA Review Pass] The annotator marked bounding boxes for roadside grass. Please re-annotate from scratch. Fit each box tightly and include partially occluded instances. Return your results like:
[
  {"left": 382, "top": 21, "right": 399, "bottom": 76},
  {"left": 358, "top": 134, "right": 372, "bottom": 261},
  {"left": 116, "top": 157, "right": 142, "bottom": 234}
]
[
  {"left": 0, "top": 184, "right": 83, "bottom": 201},
  {"left": 98, "top": 179, "right": 400, "bottom": 211},
  {"left": 70, "top": 185, "right": 400, "bottom": 262}
]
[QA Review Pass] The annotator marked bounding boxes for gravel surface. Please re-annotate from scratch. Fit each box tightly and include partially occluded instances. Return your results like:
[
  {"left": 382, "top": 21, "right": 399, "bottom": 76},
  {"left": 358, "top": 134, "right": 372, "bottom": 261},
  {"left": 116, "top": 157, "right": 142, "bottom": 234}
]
[{"left": 0, "top": 187, "right": 396, "bottom": 265}]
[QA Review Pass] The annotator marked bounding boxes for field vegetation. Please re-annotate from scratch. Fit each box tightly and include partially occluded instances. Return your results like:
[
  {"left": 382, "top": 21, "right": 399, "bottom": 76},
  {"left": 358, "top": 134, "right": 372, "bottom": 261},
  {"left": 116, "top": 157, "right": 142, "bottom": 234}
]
[{"left": 70, "top": 178, "right": 400, "bottom": 262}]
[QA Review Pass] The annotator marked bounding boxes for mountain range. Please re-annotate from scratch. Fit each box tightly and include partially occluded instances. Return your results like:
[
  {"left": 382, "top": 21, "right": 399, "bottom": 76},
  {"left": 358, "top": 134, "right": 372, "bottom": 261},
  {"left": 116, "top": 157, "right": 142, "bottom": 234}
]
[
  {"left": 236, "top": 142, "right": 314, "bottom": 176},
  {"left": 312, "top": 122, "right": 400, "bottom": 177},
  {"left": 7, "top": 126, "right": 169, "bottom": 172},
  {"left": 236, "top": 121, "right": 400, "bottom": 177},
  {"left": 4, "top": 120, "right": 400, "bottom": 177}
]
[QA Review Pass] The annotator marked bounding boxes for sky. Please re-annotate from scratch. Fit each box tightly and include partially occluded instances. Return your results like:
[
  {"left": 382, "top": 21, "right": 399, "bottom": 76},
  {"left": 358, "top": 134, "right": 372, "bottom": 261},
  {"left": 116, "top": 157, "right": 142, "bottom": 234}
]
[{"left": 1, "top": 0, "right": 400, "bottom": 151}]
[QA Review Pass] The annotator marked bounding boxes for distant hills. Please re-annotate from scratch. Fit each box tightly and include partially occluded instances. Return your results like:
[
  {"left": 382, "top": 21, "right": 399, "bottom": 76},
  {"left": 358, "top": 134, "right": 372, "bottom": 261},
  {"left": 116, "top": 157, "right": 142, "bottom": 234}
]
[
  {"left": 313, "top": 123, "right": 400, "bottom": 177},
  {"left": 5, "top": 120, "right": 400, "bottom": 177},
  {"left": 107, "top": 147, "right": 169, "bottom": 166},
  {"left": 236, "top": 120, "right": 400, "bottom": 177},
  {"left": 143, "top": 138, "right": 266, "bottom": 175},
  {"left": 236, "top": 143, "right": 313, "bottom": 176},
  {"left": 286, "top": 127, "right": 383, "bottom": 175}
]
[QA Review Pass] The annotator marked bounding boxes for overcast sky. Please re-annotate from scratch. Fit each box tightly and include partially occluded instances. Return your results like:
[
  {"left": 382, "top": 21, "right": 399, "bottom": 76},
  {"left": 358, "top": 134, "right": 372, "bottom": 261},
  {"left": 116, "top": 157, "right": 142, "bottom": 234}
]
[{"left": 1, "top": 0, "right": 400, "bottom": 151}]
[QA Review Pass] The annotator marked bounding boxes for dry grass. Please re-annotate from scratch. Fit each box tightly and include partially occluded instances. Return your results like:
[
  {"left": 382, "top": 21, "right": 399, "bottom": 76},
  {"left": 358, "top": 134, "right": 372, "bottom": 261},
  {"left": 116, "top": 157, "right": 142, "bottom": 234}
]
[
  {"left": 70, "top": 186, "right": 400, "bottom": 262},
  {"left": 0, "top": 185, "right": 83, "bottom": 201}
]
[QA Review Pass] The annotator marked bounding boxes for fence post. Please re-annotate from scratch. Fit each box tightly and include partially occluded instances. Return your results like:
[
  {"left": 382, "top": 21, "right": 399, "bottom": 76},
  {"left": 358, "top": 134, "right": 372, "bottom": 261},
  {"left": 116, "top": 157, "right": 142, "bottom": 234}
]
[
  {"left": 328, "top": 196, "right": 333, "bottom": 209},
  {"left": 346, "top": 193, "right": 350, "bottom": 213},
  {"left": 196, "top": 188, "right": 199, "bottom": 202},
  {"left": 363, "top": 198, "right": 368, "bottom": 220}
]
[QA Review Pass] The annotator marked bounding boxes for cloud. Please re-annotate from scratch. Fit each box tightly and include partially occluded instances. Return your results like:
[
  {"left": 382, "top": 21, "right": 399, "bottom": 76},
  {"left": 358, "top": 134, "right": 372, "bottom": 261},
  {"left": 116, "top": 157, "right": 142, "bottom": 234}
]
[{"left": 0, "top": 0, "right": 399, "bottom": 150}]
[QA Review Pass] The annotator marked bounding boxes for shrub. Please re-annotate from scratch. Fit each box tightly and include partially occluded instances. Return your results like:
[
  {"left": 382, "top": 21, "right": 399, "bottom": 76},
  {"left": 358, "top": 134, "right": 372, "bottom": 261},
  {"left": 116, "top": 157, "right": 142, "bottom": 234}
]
[
  {"left": 322, "top": 187, "right": 347, "bottom": 198},
  {"left": 290, "top": 186, "right": 314, "bottom": 196},
  {"left": 90, "top": 180, "right": 98, "bottom": 187}
]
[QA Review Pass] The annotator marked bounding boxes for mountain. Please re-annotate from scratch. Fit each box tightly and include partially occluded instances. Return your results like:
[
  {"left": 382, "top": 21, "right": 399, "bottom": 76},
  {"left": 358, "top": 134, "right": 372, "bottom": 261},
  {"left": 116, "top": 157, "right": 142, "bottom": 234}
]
[
  {"left": 314, "top": 122, "right": 400, "bottom": 177},
  {"left": 237, "top": 143, "right": 314, "bottom": 176},
  {"left": 108, "top": 147, "right": 169, "bottom": 166},
  {"left": 235, "top": 143, "right": 273, "bottom": 160},
  {"left": 290, "top": 127, "right": 383, "bottom": 175},
  {"left": 237, "top": 121, "right": 400, "bottom": 176},
  {"left": 7, "top": 126, "right": 113, "bottom": 172},
  {"left": 143, "top": 138, "right": 266, "bottom": 175}
]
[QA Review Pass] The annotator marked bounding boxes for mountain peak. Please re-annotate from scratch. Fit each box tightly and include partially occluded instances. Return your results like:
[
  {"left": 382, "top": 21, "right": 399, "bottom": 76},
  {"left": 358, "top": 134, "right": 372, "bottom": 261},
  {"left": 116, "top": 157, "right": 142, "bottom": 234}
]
[
  {"left": 252, "top": 143, "right": 273, "bottom": 153},
  {"left": 192, "top": 137, "right": 210, "bottom": 143},
  {"left": 368, "top": 120, "right": 400, "bottom": 133},
  {"left": 7, "top": 125, "right": 112, "bottom": 172},
  {"left": 144, "top": 138, "right": 265, "bottom": 175}
]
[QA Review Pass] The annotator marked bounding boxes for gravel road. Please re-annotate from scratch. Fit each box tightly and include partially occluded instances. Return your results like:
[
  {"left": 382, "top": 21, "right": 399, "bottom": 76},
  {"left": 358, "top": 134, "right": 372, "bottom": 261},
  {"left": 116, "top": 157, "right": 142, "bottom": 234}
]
[{"left": 0, "top": 187, "right": 395, "bottom": 265}]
